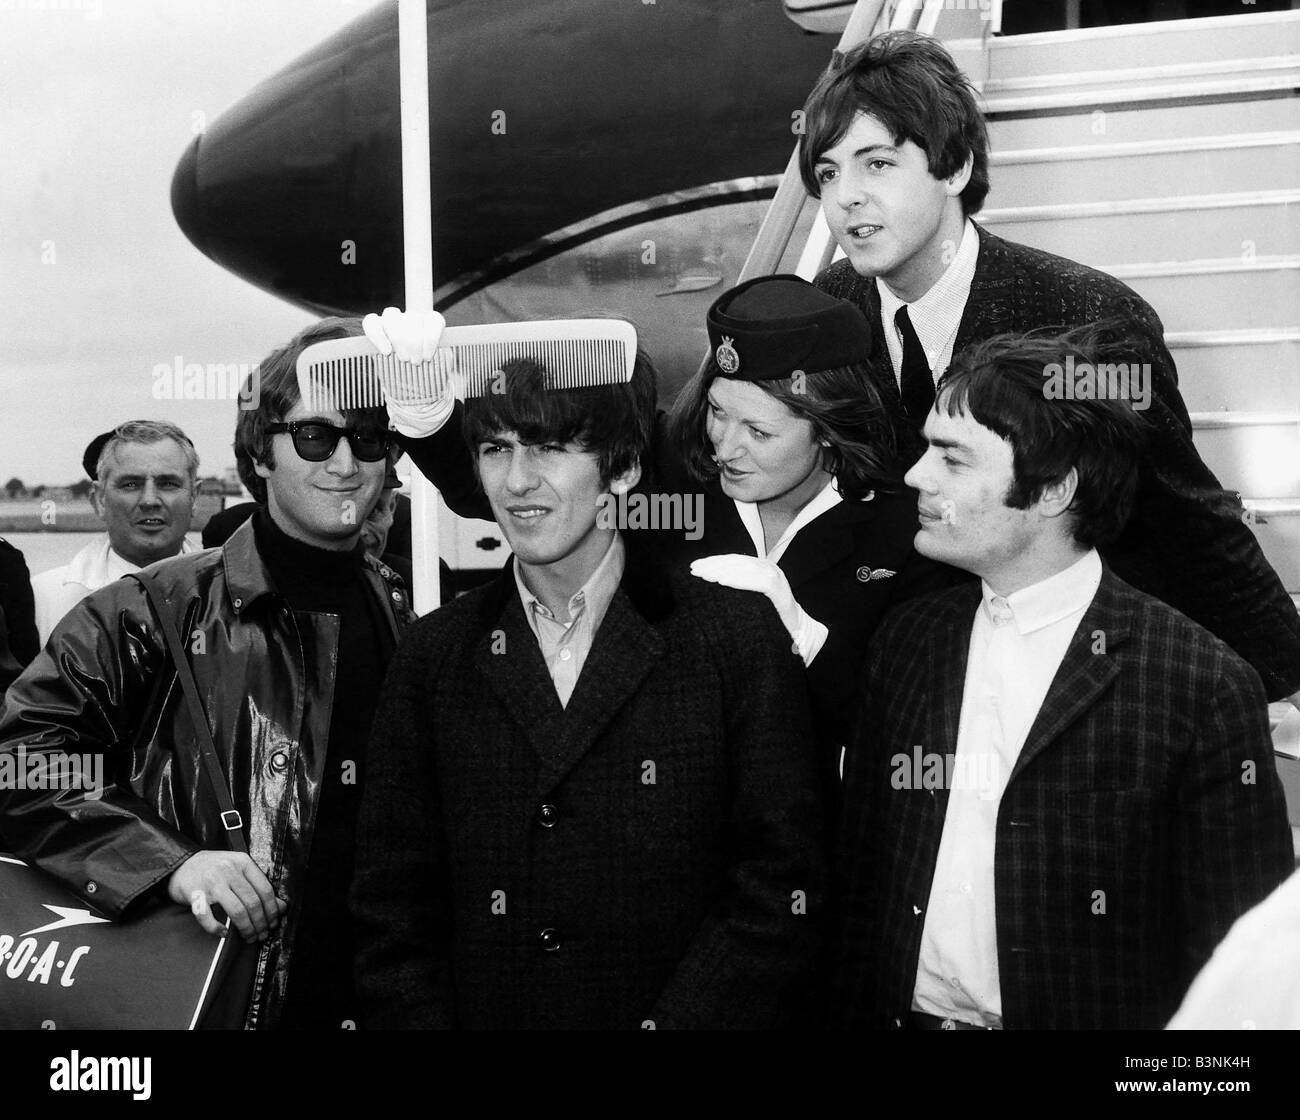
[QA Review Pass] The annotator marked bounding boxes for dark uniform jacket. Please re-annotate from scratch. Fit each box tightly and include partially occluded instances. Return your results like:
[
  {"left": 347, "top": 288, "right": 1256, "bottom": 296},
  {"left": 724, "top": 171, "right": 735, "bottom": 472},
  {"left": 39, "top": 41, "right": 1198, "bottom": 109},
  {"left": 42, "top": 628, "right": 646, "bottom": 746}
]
[
  {"left": 0, "top": 519, "right": 413, "bottom": 1028},
  {"left": 815, "top": 224, "right": 1300, "bottom": 700},
  {"left": 832, "top": 567, "right": 1294, "bottom": 1030},
  {"left": 351, "top": 538, "right": 825, "bottom": 1029}
]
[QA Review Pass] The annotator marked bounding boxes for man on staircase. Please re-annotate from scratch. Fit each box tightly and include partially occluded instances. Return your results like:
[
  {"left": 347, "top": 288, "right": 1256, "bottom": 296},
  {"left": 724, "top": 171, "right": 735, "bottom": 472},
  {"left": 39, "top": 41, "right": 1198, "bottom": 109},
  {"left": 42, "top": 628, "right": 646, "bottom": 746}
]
[{"left": 799, "top": 29, "right": 1300, "bottom": 703}]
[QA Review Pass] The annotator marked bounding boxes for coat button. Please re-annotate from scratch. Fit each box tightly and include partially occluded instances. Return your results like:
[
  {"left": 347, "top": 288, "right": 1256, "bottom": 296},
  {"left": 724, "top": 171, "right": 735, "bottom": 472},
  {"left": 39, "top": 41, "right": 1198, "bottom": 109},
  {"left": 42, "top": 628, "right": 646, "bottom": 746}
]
[
  {"left": 537, "top": 803, "right": 559, "bottom": 828},
  {"left": 233, "top": 597, "right": 243, "bottom": 609},
  {"left": 889, "top": 1017, "right": 902, "bottom": 1030},
  {"left": 391, "top": 591, "right": 403, "bottom": 603},
  {"left": 538, "top": 927, "right": 562, "bottom": 952},
  {"left": 270, "top": 751, "right": 289, "bottom": 772},
  {"left": 85, "top": 881, "right": 97, "bottom": 894}
]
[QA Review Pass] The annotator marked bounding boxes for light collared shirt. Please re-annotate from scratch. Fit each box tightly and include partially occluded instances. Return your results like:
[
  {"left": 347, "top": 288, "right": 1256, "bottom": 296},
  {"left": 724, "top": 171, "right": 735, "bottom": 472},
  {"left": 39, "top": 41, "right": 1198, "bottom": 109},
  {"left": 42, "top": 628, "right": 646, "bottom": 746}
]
[
  {"left": 31, "top": 533, "right": 198, "bottom": 644},
  {"left": 733, "top": 477, "right": 851, "bottom": 664},
  {"left": 913, "top": 548, "right": 1103, "bottom": 1028},
  {"left": 513, "top": 532, "right": 625, "bottom": 708},
  {"left": 877, "top": 218, "right": 980, "bottom": 389}
]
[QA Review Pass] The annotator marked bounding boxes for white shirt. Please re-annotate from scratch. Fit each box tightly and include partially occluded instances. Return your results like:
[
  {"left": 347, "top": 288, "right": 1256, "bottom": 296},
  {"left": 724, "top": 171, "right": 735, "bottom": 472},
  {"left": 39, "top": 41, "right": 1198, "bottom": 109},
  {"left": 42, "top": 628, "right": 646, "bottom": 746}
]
[
  {"left": 877, "top": 218, "right": 980, "bottom": 388},
  {"left": 733, "top": 477, "right": 850, "bottom": 664},
  {"left": 514, "top": 533, "right": 624, "bottom": 707},
  {"left": 31, "top": 534, "right": 198, "bottom": 645},
  {"left": 912, "top": 549, "right": 1103, "bottom": 1027}
]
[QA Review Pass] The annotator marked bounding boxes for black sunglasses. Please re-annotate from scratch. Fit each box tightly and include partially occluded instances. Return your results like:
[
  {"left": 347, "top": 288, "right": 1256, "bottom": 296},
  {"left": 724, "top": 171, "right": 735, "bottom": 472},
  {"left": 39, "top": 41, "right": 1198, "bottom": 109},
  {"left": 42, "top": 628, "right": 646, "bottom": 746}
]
[{"left": 267, "top": 421, "right": 393, "bottom": 463}]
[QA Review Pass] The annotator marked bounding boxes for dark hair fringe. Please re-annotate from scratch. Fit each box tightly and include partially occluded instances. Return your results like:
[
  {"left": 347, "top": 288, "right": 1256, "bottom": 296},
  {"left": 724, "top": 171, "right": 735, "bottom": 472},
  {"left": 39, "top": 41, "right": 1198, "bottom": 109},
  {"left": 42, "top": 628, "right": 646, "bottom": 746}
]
[
  {"left": 461, "top": 351, "right": 658, "bottom": 486},
  {"left": 934, "top": 321, "right": 1152, "bottom": 547},
  {"left": 798, "top": 29, "right": 991, "bottom": 218}
]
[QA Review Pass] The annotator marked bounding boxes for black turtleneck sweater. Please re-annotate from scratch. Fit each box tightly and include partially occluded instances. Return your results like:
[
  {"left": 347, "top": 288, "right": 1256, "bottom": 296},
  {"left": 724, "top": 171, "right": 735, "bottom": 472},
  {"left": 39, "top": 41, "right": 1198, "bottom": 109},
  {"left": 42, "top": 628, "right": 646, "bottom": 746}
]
[{"left": 253, "top": 511, "right": 395, "bottom": 1030}]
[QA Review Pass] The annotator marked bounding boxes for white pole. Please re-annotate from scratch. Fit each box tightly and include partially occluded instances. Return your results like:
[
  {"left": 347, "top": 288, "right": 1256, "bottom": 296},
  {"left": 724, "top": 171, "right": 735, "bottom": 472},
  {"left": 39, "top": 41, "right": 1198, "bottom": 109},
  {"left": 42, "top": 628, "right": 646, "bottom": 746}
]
[{"left": 397, "top": 0, "right": 440, "bottom": 613}]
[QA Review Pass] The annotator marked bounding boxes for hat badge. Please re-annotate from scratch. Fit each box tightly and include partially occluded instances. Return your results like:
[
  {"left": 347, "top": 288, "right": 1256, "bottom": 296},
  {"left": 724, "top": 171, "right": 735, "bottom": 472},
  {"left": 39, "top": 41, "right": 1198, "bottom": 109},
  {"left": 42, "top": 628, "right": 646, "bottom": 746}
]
[{"left": 715, "top": 336, "right": 740, "bottom": 375}]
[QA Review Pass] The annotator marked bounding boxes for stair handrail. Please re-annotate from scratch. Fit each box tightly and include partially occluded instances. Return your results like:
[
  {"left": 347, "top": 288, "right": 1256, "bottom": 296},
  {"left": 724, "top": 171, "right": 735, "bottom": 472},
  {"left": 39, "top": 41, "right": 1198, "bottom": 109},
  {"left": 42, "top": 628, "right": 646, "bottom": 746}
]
[{"left": 736, "top": 0, "right": 889, "bottom": 283}]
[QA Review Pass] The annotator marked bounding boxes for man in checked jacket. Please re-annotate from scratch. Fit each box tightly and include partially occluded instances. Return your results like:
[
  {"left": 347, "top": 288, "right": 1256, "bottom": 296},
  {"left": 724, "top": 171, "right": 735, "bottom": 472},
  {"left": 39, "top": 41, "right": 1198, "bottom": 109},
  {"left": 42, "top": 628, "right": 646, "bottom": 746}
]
[
  {"left": 799, "top": 29, "right": 1300, "bottom": 704},
  {"left": 831, "top": 331, "right": 1293, "bottom": 1031}
]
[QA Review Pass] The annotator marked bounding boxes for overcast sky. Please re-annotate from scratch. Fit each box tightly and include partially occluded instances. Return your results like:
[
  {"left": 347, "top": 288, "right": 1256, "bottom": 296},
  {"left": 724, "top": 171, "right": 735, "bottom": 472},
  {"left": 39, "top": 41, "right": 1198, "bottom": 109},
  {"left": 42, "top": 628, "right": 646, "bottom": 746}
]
[{"left": 0, "top": 0, "right": 374, "bottom": 487}]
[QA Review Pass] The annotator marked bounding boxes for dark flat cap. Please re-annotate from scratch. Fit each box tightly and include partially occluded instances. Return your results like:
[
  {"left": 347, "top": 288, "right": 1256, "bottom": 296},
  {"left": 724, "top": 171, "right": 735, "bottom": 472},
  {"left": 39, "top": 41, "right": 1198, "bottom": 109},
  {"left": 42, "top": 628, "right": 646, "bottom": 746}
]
[
  {"left": 82, "top": 431, "right": 116, "bottom": 480},
  {"left": 706, "top": 274, "right": 874, "bottom": 381}
]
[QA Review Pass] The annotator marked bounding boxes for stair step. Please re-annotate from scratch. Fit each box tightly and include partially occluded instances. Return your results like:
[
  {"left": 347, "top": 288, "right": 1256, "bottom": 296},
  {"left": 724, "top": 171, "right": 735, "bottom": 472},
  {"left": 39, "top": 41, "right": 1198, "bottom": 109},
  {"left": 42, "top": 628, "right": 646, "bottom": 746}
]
[
  {"left": 981, "top": 68, "right": 1299, "bottom": 117},
  {"left": 981, "top": 188, "right": 1300, "bottom": 225},
  {"left": 985, "top": 91, "right": 1298, "bottom": 150},
  {"left": 1171, "top": 331, "right": 1300, "bottom": 413},
  {"left": 1234, "top": 500, "right": 1300, "bottom": 594},
  {"left": 983, "top": 53, "right": 1298, "bottom": 101},
  {"left": 1191, "top": 415, "right": 1300, "bottom": 501},
  {"left": 982, "top": 196, "right": 1300, "bottom": 269},
  {"left": 949, "top": 9, "right": 1300, "bottom": 79},
  {"left": 988, "top": 134, "right": 1298, "bottom": 206},
  {"left": 1102, "top": 254, "right": 1300, "bottom": 281},
  {"left": 1111, "top": 267, "right": 1298, "bottom": 333}
]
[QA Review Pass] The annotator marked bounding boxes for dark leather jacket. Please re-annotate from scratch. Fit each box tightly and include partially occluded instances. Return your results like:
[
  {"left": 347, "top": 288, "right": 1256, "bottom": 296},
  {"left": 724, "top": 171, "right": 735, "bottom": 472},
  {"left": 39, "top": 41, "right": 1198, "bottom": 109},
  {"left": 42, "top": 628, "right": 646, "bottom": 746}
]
[{"left": 0, "top": 519, "right": 413, "bottom": 1028}]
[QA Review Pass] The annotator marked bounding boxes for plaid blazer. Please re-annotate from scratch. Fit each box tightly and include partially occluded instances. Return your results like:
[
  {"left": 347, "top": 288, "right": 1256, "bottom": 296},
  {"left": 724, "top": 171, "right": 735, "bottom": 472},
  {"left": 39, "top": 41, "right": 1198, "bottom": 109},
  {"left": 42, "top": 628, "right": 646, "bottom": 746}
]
[
  {"left": 831, "top": 567, "right": 1293, "bottom": 1030},
  {"left": 351, "top": 537, "right": 826, "bottom": 1029},
  {"left": 816, "top": 226, "right": 1300, "bottom": 700}
]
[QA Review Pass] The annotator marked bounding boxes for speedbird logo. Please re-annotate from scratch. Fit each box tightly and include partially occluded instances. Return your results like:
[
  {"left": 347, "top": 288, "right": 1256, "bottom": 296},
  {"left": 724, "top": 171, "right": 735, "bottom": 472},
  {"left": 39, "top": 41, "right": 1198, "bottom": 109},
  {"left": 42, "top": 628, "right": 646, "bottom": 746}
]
[{"left": 0, "top": 905, "right": 106, "bottom": 987}]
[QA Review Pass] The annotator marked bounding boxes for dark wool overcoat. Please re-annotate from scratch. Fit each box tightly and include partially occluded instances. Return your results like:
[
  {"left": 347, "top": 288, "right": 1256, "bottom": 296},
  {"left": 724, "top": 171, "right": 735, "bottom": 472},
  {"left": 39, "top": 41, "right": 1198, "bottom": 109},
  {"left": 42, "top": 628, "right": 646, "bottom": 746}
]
[{"left": 351, "top": 539, "right": 826, "bottom": 1029}]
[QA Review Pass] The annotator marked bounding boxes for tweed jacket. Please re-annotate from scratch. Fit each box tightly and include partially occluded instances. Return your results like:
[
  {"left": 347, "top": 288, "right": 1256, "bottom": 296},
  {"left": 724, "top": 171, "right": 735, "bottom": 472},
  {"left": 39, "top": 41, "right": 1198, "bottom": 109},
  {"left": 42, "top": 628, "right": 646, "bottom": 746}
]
[
  {"left": 815, "top": 225, "right": 1300, "bottom": 701},
  {"left": 350, "top": 537, "right": 826, "bottom": 1029},
  {"left": 401, "top": 416, "right": 964, "bottom": 771},
  {"left": 831, "top": 567, "right": 1294, "bottom": 1030}
]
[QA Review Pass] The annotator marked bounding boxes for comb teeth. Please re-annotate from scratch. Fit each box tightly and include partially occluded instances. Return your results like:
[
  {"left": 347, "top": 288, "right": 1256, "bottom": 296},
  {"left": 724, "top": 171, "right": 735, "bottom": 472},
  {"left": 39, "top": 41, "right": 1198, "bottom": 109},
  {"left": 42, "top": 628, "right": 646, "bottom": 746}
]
[
  {"left": 456, "top": 338, "right": 630, "bottom": 396},
  {"left": 296, "top": 319, "right": 637, "bottom": 412},
  {"left": 302, "top": 351, "right": 454, "bottom": 412}
]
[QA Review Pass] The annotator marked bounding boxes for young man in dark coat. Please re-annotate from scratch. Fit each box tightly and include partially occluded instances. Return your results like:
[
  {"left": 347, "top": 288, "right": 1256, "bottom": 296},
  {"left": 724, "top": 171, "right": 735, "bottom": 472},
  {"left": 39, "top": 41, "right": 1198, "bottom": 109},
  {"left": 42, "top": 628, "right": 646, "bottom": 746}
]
[
  {"left": 799, "top": 29, "right": 1300, "bottom": 703},
  {"left": 832, "top": 332, "right": 1293, "bottom": 1030},
  {"left": 0, "top": 319, "right": 412, "bottom": 1029},
  {"left": 350, "top": 335, "right": 825, "bottom": 1029}
]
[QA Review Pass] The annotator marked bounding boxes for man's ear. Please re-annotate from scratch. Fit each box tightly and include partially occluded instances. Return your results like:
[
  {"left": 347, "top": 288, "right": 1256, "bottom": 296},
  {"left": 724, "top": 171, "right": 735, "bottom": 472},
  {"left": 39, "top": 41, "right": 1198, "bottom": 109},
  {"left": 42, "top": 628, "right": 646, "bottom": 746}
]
[
  {"left": 1037, "top": 466, "right": 1079, "bottom": 521},
  {"left": 252, "top": 457, "right": 272, "bottom": 481},
  {"left": 89, "top": 481, "right": 104, "bottom": 520},
  {"left": 944, "top": 153, "right": 974, "bottom": 199},
  {"left": 608, "top": 459, "right": 642, "bottom": 496}
]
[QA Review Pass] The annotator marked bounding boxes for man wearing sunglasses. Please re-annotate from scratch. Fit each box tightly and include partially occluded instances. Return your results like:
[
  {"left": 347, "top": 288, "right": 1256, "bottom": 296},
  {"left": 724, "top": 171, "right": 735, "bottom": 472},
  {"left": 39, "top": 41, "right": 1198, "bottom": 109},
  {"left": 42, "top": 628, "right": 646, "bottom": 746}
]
[{"left": 0, "top": 318, "right": 413, "bottom": 1030}]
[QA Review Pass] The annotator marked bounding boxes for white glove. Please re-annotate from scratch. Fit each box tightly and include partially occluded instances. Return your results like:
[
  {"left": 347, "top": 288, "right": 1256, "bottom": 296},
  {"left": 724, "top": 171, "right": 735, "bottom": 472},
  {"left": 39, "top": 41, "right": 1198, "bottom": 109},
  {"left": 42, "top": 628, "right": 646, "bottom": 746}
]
[
  {"left": 689, "top": 554, "right": 828, "bottom": 666},
  {"left": 361, "top": 306, "right": 459, "bottom": 438}
]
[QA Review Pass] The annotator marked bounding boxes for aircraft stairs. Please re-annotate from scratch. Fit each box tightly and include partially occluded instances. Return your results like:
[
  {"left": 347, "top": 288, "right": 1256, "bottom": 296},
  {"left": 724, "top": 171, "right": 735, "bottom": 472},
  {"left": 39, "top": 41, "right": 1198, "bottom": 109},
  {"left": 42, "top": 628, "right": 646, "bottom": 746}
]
[{"left": 779, "top": 0, "right": 1300, "bottom": 839}]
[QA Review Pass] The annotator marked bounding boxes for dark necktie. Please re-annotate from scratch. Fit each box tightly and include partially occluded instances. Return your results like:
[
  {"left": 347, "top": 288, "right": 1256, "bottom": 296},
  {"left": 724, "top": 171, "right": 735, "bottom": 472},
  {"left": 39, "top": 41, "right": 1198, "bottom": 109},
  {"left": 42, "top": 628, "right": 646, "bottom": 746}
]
[{"left": 895, "top": 306, "right": 934, "bottom": 426}]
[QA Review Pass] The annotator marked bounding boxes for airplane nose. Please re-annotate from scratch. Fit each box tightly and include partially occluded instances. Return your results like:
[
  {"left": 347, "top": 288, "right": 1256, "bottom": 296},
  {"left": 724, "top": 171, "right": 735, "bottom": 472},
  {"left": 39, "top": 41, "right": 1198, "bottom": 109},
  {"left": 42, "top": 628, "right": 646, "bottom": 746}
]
[
  {"left": 164, "top": 9, "right": 405, "bottom": 316},
  {"left": 170, "top": 134, "right": 206, "bottom": 256}
]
